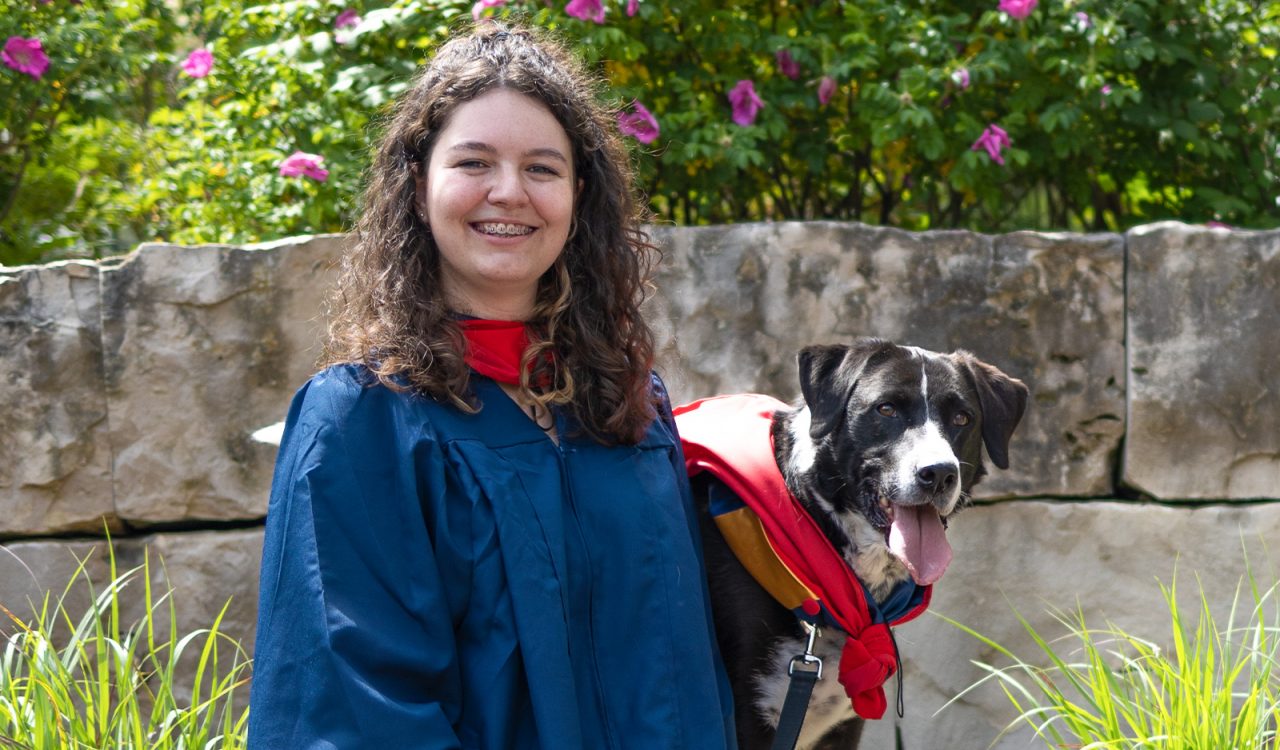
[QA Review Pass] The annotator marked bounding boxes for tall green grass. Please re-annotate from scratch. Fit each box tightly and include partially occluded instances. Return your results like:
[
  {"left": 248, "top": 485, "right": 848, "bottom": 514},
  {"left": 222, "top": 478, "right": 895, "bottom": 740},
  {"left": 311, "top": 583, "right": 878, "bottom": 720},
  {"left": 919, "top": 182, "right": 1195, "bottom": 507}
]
[
  {"left": 0, "top": 547, "right": 250, "bottom": 749},
  {"left": 944, "top": 569, "right": 1280, "bottom": 749}
]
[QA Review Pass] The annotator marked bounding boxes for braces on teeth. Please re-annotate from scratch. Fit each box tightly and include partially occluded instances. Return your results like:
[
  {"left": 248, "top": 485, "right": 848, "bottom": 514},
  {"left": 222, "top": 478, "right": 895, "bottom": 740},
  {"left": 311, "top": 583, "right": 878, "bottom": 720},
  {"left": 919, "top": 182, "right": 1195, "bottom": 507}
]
[{"left": 477, "top": 223, "right": 532, "bottom": 236}]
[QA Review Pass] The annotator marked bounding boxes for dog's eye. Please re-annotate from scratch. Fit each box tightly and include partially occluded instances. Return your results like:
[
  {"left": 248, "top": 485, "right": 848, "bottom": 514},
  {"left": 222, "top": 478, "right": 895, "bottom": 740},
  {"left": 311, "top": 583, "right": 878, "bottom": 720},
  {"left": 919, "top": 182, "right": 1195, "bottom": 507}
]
[
  {"left": 952, "top": 412, "right": 971, "bottom": 427},
  {"left": 877, "top": 403, "right": 897, "bottom": 417}
]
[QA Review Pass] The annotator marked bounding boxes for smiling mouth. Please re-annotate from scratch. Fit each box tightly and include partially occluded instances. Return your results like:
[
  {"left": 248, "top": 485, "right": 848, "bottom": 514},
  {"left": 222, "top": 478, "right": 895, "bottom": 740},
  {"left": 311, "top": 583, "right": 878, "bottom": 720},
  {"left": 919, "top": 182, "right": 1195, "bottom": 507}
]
[{"left": 473, "top": 222, "right": 534, "bottom": 237}]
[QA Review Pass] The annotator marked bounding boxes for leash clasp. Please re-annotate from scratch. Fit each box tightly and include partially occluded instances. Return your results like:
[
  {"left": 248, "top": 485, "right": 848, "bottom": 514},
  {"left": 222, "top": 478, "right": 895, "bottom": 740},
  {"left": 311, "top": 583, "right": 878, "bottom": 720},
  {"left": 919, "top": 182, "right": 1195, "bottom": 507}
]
[{"left": 787, "top": 621, "right": 823, "bottom": 680}]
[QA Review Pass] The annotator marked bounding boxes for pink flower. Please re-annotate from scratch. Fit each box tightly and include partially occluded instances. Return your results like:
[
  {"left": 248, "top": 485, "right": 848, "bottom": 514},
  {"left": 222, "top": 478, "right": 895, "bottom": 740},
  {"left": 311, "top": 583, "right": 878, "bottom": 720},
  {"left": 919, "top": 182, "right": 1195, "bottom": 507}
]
[
  {"left": 472, "top": 0, "right": 505, "bottom": 20},
  {"left": 279, "top": 151, "right": 329, "bottom": 182},
  {"left": 951, "top": 67, "right": 970, "bottom": 90},
  {"left": 998, "top": 0, "right": 1037, "bottom": 20},
  {"left": 3, "top": 36, "right": 50, "bottom": 79},
  {"left": 775, "top": 49, "right": 800, "bottom": 80},
  {"left": 817, "top": 76, "right": 836, "bottom": 106},
  {"left": 565, "top": 0, "right": 605, "bottom": 23},
  {"left": 627, "top": 0, "right": 639, "bottom": 16},
  {"left": 971, "top": 124, "right": 1011, "bottom": 165},
  {"left": 728, "top": 79, "right": 764, "bottom": 126},
  {"left": 334, "top": 9, "right": 361, "bottom": 29},
  {"left": 1101, "top": 84, "right": 1113, "bottom": 95},
  {"left": 1075, "top": 11, "right": 1092, "bottom": 28},
  {"left": 181, "top": 48, "right": 213, "bottom": 78},
  {"left": 618, "top": 101, "right": 660, "bottom": 144}
]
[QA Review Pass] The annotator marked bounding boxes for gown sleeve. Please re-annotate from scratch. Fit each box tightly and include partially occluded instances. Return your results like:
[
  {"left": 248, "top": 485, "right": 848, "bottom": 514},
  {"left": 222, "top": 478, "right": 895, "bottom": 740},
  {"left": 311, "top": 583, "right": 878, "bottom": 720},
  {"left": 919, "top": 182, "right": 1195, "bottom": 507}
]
[
  {"left": 651, "top": 373, "right": 740, "bottom": 748},
  {"left": 248, "top": 367, "right": 464, "bottom": 749}
]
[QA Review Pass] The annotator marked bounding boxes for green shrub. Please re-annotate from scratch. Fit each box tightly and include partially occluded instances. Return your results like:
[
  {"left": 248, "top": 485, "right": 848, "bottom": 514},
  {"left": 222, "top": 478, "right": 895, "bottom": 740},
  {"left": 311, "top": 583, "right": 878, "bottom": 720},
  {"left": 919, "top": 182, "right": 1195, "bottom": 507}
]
[
  {"left": 944, "top": 570, "right": 1280, "bottom": 749},
  {"left": 3, "top": 0, "right": 1278, "bottom": 265},
  {"left": 0, "top": 0, "right": 192, "bottom": 265},
  {"left": 0, "top": 548, "right": 249, "bottom": 749}
]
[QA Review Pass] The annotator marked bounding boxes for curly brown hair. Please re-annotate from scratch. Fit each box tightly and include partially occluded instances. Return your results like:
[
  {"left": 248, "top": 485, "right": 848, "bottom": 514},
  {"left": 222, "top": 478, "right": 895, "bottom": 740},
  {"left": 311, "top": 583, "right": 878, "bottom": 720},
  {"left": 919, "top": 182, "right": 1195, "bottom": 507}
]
[{"left": 323, "top": 23, "right": 661, "bottom": 445}]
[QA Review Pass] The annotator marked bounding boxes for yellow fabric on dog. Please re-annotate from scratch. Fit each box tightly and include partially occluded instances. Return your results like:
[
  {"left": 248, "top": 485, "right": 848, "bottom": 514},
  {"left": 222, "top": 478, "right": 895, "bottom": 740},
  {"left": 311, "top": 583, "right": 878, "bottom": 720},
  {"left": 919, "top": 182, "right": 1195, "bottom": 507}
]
[{"left": 713, "top": 506, "right": 817, "bottom": 612}]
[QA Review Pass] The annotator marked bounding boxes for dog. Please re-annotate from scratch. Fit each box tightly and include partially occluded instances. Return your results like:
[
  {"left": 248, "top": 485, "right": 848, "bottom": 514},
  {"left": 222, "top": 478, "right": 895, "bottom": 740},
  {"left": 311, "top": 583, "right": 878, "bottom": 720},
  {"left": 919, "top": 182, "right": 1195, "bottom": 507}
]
[{"left": 677, "top": 338, "right": 1028, "bottom": 750}]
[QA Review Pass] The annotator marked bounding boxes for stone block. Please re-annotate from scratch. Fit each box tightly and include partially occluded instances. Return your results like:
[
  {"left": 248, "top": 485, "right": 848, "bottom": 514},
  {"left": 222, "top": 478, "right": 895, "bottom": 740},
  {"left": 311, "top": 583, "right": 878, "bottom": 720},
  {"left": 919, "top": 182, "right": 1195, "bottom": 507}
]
[
  {"left": 0, "top": 537, "right": 111, "bottom": 624},
  {"left": 0, "top": 260, "right": 119, "bottom": 535},
  {"left": 649, "top": 222, "right": 1126, "bottom": 498},
  {"left": 0, "top": 529, "right": 261, "bottom": 645},
  {"left": 1124, "top": 222, "right": 1280, "bottom": 500},
  {"left": 0, "top": 530, "right": 262, "bottom": 704},
  {"left": 860, "top": 500, "right": 1280, "bottom": 749},
  {"left": 137, "top": 529, "right": 263, "bottom": 649},
  {"left": 100, "top": 235, "right": 342, "bottom": 524}
]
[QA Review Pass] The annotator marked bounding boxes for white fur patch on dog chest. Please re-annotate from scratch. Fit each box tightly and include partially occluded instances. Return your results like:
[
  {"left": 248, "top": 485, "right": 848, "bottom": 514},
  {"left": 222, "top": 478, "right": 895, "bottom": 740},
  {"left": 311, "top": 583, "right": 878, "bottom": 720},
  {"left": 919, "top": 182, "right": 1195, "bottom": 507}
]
[{"left": 753, "top": 631, "right": 857, "bottom": 750}]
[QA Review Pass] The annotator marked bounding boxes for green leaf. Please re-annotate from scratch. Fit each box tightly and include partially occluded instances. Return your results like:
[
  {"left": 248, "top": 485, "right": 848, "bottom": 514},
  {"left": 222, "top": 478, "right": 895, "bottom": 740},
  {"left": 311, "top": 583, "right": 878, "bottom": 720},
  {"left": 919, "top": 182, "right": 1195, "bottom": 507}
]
[{"left": 1172, "top": 120, "right": 1200, "bottom": 142}]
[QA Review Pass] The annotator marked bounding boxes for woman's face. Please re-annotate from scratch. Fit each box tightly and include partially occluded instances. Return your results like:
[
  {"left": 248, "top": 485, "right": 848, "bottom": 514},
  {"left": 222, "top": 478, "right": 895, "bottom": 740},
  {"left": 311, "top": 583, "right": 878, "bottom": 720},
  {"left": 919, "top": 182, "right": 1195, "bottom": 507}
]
[{"left": 417, "top": 88, "right": 577, "bottom": 320}]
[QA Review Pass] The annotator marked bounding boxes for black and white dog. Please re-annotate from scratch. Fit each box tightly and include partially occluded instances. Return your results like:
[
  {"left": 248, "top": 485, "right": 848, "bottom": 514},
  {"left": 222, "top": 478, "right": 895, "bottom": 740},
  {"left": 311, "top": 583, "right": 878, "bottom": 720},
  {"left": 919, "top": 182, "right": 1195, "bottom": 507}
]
[{"left": 690, "top": 339, "right": 1029, "bottom": 750}]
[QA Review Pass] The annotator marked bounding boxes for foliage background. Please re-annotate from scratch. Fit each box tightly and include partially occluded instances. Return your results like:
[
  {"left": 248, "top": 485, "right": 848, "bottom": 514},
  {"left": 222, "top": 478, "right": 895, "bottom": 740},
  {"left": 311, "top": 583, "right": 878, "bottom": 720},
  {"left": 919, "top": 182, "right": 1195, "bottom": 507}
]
[{"left": 2, "top": 0, "right": 1278, "bottom": 266}]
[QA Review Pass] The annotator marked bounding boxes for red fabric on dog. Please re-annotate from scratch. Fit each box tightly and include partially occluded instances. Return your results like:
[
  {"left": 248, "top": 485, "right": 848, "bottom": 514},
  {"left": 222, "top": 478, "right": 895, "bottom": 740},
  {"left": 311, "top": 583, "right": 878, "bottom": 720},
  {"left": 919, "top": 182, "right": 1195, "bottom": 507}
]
[{"left": 675, "top": 393, "right": 931, "bottom": 720}]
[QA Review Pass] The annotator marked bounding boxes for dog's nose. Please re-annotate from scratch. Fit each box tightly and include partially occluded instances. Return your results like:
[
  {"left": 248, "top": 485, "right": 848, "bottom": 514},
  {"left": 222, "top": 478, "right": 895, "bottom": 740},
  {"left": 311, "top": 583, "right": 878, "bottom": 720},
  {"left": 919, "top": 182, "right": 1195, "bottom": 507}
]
[{"left": 916, "top": 463, "right": 959, "bottom": 495}]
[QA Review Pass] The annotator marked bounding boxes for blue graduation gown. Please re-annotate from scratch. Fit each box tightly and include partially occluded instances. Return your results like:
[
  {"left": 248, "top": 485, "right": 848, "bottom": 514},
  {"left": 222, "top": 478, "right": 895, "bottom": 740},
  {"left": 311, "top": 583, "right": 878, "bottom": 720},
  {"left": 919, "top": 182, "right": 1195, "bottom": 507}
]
[{"left": 248, "top": 364, "right": 737, "bottom": 749}]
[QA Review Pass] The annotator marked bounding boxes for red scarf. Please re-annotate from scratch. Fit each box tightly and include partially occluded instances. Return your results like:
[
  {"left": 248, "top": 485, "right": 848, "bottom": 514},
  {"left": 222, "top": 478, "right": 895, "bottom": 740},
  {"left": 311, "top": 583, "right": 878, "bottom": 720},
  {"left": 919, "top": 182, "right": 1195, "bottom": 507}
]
[
  {"left": 674, "top": 393, "right": 930, "bottom": 720},
  {"left": 457, "top": 319, "right": 531, "bottom": 385}
]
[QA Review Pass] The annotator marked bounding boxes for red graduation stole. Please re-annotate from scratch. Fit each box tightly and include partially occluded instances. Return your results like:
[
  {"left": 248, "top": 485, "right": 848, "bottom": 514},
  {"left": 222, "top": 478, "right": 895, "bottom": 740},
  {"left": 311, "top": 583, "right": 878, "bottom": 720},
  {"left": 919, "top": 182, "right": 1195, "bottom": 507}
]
[
  {"left": 674, "top": 393, "right": 930, "bottom": 720},
  {"left": 457, "top": 319, "right": 531, "bottom": 385}
]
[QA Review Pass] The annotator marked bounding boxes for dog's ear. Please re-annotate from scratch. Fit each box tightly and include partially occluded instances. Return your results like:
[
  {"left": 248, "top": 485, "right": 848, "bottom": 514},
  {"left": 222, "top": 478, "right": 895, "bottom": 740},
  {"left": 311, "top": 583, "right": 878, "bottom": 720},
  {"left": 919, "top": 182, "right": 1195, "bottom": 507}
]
[
  {"left": 961, "top": 354, "right": 1029, "bottom": 470},
  {"left": 797, "top": 340, "right": 884, "bottom": 438}
]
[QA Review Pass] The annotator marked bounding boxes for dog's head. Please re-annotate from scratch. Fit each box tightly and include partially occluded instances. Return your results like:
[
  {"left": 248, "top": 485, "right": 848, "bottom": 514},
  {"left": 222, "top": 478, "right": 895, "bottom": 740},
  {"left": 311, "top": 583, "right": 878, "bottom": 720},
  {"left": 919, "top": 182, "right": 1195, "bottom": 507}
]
[{"left": 784, "top": 338, "right": 1028, "bottom": 589}]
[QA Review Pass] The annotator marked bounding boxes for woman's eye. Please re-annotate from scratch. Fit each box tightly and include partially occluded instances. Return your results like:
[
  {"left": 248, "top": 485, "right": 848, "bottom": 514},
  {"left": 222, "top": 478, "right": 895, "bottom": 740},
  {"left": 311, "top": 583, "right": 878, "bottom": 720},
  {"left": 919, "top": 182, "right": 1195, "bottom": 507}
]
[
  {"left": 952, "top": 412, "right": 971, "bottom": 427},
  {"left": 528, "top": 164, "right": 561, "bottom": 177},
  {"left": 877, "top": 403, "right": 897, "bottom": 417}
]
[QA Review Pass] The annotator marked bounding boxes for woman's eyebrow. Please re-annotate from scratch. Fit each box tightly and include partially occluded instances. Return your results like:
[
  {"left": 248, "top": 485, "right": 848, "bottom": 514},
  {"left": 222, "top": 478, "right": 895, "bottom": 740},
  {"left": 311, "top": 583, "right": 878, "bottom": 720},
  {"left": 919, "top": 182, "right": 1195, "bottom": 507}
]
[
  {"left": 447, "top": 141, "right": 568, "bottom": 164},
  {"left": 446, "top": 141, "right": 496, "bottom": 154},
  {"left": 524, "top": 147, "right": 570, "bottom": 164}
]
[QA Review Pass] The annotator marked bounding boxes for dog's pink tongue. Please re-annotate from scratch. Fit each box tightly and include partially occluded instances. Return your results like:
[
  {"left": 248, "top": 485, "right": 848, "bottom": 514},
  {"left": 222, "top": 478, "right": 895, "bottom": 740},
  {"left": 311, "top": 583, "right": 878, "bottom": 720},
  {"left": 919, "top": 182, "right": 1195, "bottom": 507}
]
[{"left": 889, "top": 505, "right": 952, "bottom": 586}]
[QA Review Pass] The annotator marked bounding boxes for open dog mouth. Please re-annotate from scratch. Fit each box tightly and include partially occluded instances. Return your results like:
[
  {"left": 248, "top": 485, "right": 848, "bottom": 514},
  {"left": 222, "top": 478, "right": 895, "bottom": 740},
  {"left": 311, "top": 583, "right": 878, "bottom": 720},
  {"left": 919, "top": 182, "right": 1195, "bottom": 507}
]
[{"left": 879, "top": 497, "right": 953, "bottom": 586}]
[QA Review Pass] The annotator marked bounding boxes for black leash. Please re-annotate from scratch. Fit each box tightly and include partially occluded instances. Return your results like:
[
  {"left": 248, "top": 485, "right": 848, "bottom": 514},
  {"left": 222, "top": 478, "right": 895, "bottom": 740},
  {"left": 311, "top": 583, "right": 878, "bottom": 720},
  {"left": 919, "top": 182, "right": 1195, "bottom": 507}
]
[
  {"left": 889, "top": 626, "right": 905, "bottom": 719},
  {"left": 771, "top": 623, "right": 908, "bottom": 750},
  {"left": 770, "top": 622, "right": 822, "bottom": 750}
]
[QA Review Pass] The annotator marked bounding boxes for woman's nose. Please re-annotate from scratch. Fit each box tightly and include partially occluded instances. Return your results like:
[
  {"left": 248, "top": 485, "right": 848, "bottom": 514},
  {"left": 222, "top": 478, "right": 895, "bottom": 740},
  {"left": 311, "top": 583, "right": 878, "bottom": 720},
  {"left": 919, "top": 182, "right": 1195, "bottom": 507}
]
[{"left": 487, "top": 166, "right": 528, "bottom": 206}]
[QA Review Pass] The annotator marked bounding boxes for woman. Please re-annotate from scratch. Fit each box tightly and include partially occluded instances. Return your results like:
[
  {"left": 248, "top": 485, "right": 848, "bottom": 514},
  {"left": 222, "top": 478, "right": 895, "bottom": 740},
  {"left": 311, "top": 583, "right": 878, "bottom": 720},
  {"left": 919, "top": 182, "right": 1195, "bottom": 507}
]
[{"left": 247, "top": 24, "right": 737, "bottom": 749}]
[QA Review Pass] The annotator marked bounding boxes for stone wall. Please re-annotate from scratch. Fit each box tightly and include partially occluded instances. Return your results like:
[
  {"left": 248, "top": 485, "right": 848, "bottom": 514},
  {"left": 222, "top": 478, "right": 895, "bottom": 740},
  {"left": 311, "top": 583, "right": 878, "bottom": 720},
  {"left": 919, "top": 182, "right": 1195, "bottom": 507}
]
[{"left": 1, "top": 222, "right": 1277, "bottom": 748}]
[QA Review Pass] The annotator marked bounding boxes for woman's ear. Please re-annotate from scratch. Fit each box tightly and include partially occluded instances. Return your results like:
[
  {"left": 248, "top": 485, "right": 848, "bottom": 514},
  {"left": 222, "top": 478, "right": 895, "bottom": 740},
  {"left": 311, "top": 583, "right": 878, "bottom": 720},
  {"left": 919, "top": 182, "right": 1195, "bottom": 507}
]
[{"left": 413, "top": 162, "right": 429, "bottom": 224}]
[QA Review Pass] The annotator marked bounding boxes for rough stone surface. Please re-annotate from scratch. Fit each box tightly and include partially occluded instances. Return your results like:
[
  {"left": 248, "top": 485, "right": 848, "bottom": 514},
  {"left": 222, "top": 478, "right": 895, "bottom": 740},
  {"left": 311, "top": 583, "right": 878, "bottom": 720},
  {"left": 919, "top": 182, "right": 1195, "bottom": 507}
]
[
  {"left": 859, "top": 500, "right": 1280, "bottom": 749},
  {"left": 0, "top": 529, "right": 261, "bottom": 710},
  {"left": 100, "top": 235, "right": 343, "bottom": 523},
  {"left": 0, "top": 529, "right": 262, "bottom": 655},
  {"left": 4, "top": 223, "right": 1279, "bottom": 745},
  {"left": 648, "top": 222, "right": 1127, "bottom": 498},
  {"left": 1124, "top": 222, "right": 1280, "bottom": 500},
  {"left": 7, "top": 504, "right": 1276, "bottom": 750},
  {"left": 0, "top": 260, "right": 119, "bottom": 535}
]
